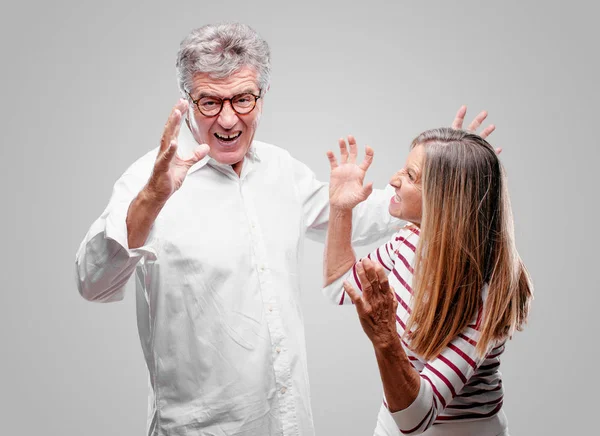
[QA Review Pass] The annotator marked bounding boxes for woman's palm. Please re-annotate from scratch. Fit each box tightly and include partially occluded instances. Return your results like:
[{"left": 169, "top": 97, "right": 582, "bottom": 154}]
[{"left": 327, "top": 135, "right": 374, "bottom": 210}]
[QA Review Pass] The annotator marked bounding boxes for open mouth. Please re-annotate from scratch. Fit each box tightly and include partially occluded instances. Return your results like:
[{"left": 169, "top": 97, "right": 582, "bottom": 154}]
[{"left": 214, "top": 132, "right": 242, "bottom": 142}]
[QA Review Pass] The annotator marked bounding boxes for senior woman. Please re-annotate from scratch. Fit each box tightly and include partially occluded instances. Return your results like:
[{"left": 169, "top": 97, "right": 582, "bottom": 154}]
[{"left": 323, "top": 128, "right": 533, "bottom": 436}]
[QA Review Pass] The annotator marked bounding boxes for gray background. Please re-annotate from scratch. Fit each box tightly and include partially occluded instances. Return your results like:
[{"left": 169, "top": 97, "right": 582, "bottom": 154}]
[{"left": 1, "top": 0, "right": 598, "bottom": 434}]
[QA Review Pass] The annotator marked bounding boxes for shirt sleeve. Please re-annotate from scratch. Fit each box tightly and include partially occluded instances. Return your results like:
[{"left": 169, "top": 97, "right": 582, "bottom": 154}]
[
  {"left": 324, "top": 222, "right": 497, "bottom": 434},
  {"left": 389, "top": 324, "right": 492, "bottom": 434},
  {"left": 322, "top": 229, "right": 403, "bottom": 305},
  {"left": 289, "top": 154, "right": 401, "bottom": 245},
  {"left": 75, "top": 152, "right": 158, "bottom": 302}
]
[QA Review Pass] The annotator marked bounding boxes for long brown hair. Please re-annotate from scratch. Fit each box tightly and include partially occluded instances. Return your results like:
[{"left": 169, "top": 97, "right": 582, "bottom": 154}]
[{"left": 405, "top": 128, "right": 533, "bottom": 359}]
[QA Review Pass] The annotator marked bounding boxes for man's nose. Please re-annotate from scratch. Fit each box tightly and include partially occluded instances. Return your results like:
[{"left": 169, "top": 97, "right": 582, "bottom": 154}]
[{"left": 217, "top": 101, "right": 238, "bottom": 129}]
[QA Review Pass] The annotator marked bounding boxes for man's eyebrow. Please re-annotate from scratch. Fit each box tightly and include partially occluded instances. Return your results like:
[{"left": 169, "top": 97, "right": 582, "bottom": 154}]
[
  {"left": 196, "top": 91, "right": 218, "bottom": 99},
  {"left": 195, "top": 88, "right": 259, "bottom": 99},
  {"left": 236, "top": 87, "right": 258, "bottom": 95}
]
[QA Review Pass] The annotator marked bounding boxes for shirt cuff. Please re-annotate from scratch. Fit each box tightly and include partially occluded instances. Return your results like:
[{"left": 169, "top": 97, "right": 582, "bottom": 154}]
[
  {"left": 389, "top": 378, "right": 434, "bottom": 434},
  {"left": 105, "top": 203, "right": 158, "bottom": 260},
  {"left": 322, "top": 267, "right": 354, "bottom": 305}
]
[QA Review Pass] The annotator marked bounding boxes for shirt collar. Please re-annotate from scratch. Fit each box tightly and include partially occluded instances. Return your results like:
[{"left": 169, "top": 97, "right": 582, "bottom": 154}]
[{"left": 178, "top": 120, "right": 261, "bottom": 175}]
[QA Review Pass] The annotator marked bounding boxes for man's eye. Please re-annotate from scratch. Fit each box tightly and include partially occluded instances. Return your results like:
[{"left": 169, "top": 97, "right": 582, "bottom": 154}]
[
  {"left": 200, "top": 98, "right": 220, "bottom": 107},
  {"left": 234, "top": 94, "right": 254, "bottom": 105}
]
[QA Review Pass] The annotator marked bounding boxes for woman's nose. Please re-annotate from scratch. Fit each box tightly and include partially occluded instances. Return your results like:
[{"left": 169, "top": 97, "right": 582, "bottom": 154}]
[{"left": 389, "top": 171, "right": 402, "bottom": 188}]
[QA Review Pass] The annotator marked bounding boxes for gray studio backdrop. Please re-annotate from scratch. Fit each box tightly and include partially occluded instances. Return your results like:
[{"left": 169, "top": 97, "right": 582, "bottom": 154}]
[{"left": 1, "top": 1, "right": 598, "bottom": 435}]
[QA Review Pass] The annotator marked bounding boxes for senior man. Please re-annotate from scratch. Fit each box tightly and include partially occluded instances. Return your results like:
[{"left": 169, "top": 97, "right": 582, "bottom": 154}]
[{"left": 75, "top": 22, "right": 493, "bottom": 436}]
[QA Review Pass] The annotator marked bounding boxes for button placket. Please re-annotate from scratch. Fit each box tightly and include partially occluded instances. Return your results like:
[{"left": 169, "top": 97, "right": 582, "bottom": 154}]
[{"left": 240, "top": 180, "right": 297, "bottom": 434}]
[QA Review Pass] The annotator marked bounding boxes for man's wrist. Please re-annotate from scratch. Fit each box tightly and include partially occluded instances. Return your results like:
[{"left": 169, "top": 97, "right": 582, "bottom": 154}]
[
  {"left": 330, "top": 206, "right": 353, "bottom": 218},
  {"left": 138, "top": 186, "right": 169, "bottom": 212}
]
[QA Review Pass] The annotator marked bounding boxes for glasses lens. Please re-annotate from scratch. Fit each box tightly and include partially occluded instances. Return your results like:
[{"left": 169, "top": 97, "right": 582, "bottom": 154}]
[
  {"left": 232, "top": 94, "right": 256, "bottom": 114},
  {"left": 198, "top": 97, "right": 221, "bottom": 116}
]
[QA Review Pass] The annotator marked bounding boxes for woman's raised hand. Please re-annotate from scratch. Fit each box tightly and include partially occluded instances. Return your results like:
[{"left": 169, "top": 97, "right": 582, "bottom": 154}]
[{"left": 326, "top": 135, "right": 374, "bottom": 210}]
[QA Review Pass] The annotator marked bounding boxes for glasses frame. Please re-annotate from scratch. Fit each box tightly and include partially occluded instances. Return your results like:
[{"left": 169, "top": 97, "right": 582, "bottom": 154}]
[{"left": 186, "top": 89, "right": 262, "bottom": 118}]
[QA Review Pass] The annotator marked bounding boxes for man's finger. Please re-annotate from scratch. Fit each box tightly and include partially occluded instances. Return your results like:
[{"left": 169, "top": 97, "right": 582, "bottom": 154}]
[
  {"left": 327, "top": 151, "right": 339, "bottom": 169},
  {"left": 347, "top": 135, "right": 358, "bottom": 163},
  {"left": 452, "top": 105, "right": 467, "bottom": 129},
  {"left": 467, "top": 110, "right": 488, "bottom": 132},
  {"left": 155, "top": 141, "right": 177, "bottom": 173},
  {"left": 160, "top": 101, "right": 185, "bottom": 153},
  {"left": 338, "top": 138, "right": 349, "bottom": 163},
  {"left": 172, "top": 100, "right": 189, "bottom": 142},
  {"left": 183, "top": 143, "right": 210, "bottom": 168},
  {"left": 359, "top": 145, "right": 374, "bottom": 171},
  {"left": 480, "top": 124, "right": 496, "bottom": 139},
  {"left": 362, "top": 182, "right": 374, "bottom": 201}
]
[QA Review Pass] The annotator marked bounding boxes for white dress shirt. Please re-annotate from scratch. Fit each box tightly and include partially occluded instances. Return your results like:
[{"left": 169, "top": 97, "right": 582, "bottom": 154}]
[{"left": 75, "top": 124, "right": 399, "bottom": 436}]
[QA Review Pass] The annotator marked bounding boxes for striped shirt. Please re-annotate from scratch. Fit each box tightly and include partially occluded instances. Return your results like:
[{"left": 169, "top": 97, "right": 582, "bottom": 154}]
[{"left": 323, "top": 225, "right": 507, "bottom": 435}]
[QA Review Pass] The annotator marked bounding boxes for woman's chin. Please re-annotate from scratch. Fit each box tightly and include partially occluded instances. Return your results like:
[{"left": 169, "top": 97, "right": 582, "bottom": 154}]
[{"left": 388, "top": 205, "right": 404, "bottom": 220}]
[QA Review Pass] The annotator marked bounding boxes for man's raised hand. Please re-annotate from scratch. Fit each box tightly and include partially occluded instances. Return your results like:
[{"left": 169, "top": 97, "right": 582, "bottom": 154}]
[{"left": 146, "top": 99, "right": 210, "bottom": 203}]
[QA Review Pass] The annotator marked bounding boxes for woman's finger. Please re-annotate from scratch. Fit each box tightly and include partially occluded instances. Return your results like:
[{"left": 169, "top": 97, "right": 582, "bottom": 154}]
[
  {"left": 361, "top": 258, "right": 381, "bottom": 295},
  {"left": 327, "top": 150, "right": 339, "bottom": 169},
  {"left": 373, "top": 263, "right": 391, "bottom": 296},
  {"left": 480, "top": 124, "right": 496, "bottom": 139},
  {"left": 356, "top": 261, "right": 375, "bottom": 300},
  {"left": 467, "top": 110, "right": 488, "bottom": 132},
  {"left": 452, "top": 105, "right": 467, "bottom": 129},
  {"left": 338, "top": 138, "right": 349, "bottom": 163},
  {"left": 347, "top": 135, "right": 358, "bottom": 163},
  {"left": 359, "top": 145, "right": 374, "bottom": 171},
  {"left": 343, "top": 281, "right": 364, "bottom": 310}
]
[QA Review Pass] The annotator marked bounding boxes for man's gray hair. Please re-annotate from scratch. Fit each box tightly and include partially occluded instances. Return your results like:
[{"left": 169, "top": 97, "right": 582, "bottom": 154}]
[{"left": 176, "top": 22, "right": 271, "bottom": 96}]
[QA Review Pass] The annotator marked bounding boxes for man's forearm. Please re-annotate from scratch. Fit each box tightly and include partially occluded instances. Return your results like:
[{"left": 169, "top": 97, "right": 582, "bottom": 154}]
[
  {"left": 324, "top": 207, "right": 357, "bottom": 285},
  {"left": 126, "top": 188, "right": 167, "bottom": 249}
]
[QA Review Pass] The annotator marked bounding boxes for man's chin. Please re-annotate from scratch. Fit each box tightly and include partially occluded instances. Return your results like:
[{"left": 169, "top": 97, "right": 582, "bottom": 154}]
[{"left": 208, "top": 148, "right": 246, "bottom": 166}]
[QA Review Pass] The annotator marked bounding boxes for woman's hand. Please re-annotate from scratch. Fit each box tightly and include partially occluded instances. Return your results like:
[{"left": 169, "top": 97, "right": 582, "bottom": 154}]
[
  {"left": 451, "top": 105, "right": 502, "bottom": 154},
  {"left": 343, "top": 258, "right": 399, "bottom": 349},
  {"left": 327, "top": 135, "right": 374, "bottom": 210}
]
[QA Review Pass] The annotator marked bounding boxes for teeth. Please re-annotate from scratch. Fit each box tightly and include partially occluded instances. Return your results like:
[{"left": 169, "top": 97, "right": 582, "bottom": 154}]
[{"left": 215, "top": 132, "right": 241, "bottom": 140}]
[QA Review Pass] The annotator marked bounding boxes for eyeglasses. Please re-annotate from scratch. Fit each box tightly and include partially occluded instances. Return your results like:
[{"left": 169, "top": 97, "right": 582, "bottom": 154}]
[{"left": 186, "top": 90, "right": 262, "bottom": 117}]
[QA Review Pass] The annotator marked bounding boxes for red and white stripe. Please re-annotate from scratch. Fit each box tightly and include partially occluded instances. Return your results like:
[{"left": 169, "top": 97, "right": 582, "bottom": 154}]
[{"left": 327, "top": 225, "right": 505, "bottom": 434}]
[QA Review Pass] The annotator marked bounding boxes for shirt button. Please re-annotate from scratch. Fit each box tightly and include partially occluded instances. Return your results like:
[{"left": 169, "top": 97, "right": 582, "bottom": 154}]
[
  {"left": 267, "top": 305, "right": 273, "bottom": 312},
  {"left": 281, "top": 387, "right": 287, "bottom": 394},
  {"left": 276, "top": 346, "right": 281, "bottom": 353}
]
